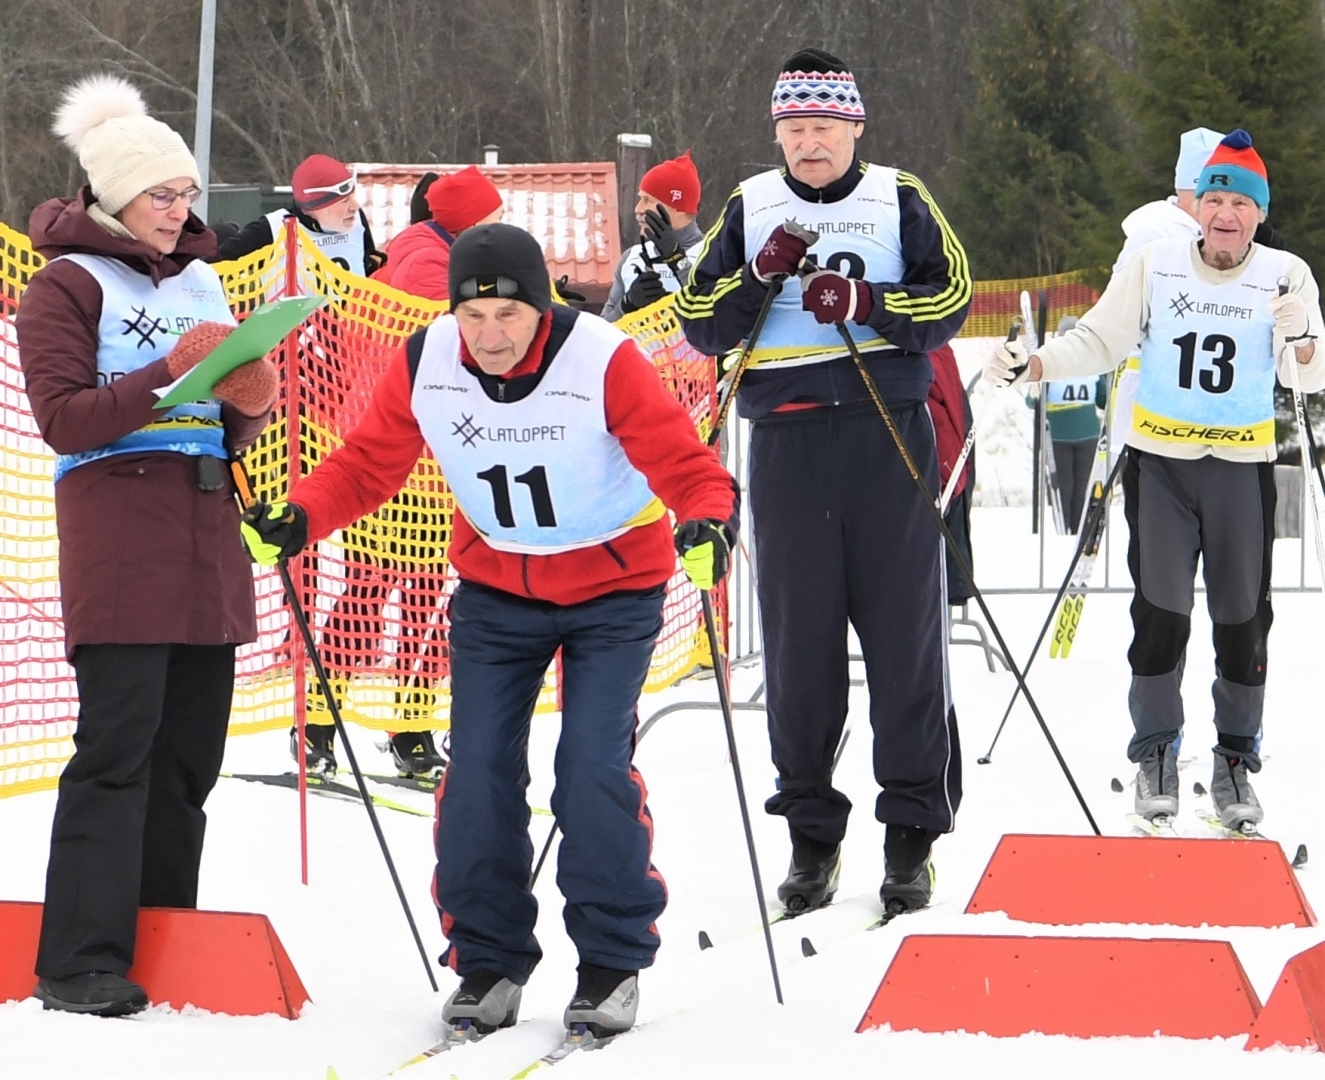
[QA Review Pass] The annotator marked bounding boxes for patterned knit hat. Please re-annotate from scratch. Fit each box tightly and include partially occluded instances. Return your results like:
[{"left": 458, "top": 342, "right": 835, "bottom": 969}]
[
  {"left": 1197, "top": 129, "right": 1269, "bottom": 211},
  {"left": 52, "top": 74, "right": 200, "bottom": 216},
  {"left": 639, "top": 150, "right": 701, "bottom": 215},
  {"left": 771, "top": 48, "right": 865, "bottom": 123}
]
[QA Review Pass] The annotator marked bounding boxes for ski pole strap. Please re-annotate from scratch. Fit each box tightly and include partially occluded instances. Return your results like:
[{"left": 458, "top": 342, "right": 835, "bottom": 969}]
[{"left": 774, "top": 774, "right": 833, "bottom": 792}]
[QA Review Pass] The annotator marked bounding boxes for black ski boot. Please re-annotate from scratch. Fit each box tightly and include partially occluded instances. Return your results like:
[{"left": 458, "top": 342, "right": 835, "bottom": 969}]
[
  {"left": 776, "top": 830, "right": 841, "bottom": 917},
  {"left": 880, "top": 824, "right": 939, "bottom": 916},
  {"left": 290, "top": 723, "right": 337, "bottom": 779},
  {"left": 563, "top": 962, "right": 639, "bottom": 1037},
  {"left": 390, "top": 730, "right": 448, "bottom": 779},
  {"left": 35, "top": 972, "right": 148, "bottom": 1017},
  {"left": 441, "top": 968, "right": 522, "bottom": 1034}
]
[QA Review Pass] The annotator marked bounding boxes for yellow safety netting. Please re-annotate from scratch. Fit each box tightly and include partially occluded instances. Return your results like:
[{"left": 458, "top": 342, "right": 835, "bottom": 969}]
[{"left": 0, "top": 219, "right": 722, "bottom": 796}]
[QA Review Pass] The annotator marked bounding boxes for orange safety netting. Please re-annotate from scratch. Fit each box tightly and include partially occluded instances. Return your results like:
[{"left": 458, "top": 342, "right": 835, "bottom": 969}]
[{"left": 0, "top": 218, "right": 724, "bottom": 797}]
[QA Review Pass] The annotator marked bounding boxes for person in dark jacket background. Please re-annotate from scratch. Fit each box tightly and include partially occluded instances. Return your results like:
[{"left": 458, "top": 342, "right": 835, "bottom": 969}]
[
  {"left": 16, "top": 74, "right": 274, "bottom": 1017},
  {"left": 677, "top": 47, "right": 971, "bottom": 920}
]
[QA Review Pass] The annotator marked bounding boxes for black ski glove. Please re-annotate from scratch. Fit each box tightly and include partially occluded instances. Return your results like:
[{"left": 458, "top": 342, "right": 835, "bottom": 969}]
[
  {"left": 643, "top": 206, "right": 685, "bottom": 264},
  {"left": 624, "top": 270, "right": 668, "bottom": 313},
  {"left": 555, "top": 275, "right": 587, "bottom": 303}
]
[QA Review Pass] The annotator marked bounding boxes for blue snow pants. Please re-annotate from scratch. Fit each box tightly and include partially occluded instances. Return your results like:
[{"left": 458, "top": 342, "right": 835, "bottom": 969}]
[{"left": 435, "top": 580, "right": 667, "bottom": 984}]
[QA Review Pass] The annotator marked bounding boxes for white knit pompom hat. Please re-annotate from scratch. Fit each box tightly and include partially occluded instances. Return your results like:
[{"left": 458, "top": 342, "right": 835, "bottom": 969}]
[{"left": 52, "top": 74, "right": 200, "bottom": 216}]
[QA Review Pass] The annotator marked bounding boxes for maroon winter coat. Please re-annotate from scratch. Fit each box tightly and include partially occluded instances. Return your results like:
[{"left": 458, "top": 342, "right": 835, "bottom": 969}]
[{"left": 16, "top": 188, "right": 266, "bottom": 657}]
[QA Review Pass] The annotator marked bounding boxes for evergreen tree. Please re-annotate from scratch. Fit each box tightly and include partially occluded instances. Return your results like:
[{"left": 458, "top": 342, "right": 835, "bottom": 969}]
[
  {"left": 947, "top": 0, "right": 1124, "bottom": 280},
  {"left": 1126, "top": 0, "right": 1325, "bottom": 272}
]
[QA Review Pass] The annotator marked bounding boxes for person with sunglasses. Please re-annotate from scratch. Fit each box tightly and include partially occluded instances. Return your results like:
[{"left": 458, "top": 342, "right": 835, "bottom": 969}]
[
  {"left": 16, "top": 74, "right": 277, "bottom": 1017},
  {"left": 218, "top": 153, "right": 385, "bottom": 278}
]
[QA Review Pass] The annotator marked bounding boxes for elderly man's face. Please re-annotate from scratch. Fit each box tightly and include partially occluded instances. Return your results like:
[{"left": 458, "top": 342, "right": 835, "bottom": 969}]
[
  {"left": 776, "top": 118, "right": 863, "bottom": 188},
  {"left": 1197, "top": 190, "right": 1264, "bottom": 268}
]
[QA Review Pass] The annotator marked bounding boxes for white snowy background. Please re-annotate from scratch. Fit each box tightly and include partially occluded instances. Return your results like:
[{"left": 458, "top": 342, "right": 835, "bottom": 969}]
[{"left": 3, "top": 341, "right": 1324, "bottom": 1078}]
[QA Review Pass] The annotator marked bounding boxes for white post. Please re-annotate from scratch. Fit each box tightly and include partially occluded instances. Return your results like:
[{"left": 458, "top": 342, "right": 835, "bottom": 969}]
[{"left": 193, "top": 0, "right": 217, "bottom": 221}]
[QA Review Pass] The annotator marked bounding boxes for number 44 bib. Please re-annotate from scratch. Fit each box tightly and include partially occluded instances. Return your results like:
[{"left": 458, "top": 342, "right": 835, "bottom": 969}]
[{"left": 1134, "top": 239, "right": 1287, "bottom": 448}]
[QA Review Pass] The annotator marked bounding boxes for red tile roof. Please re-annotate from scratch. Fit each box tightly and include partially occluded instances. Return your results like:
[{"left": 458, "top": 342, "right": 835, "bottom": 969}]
[{"left": 354, "top": 163, "right": 621, "bottom": 287}]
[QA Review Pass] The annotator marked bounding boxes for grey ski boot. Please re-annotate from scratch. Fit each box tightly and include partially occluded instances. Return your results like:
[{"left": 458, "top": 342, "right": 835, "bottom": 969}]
[
  {"left": 441, "top": 969, "right": 522, "bottom": 1034},
  {"left": 563, "top": 963, "right": 638, "bottom": 1037},
  {"left": 1134, "top": 741, "right": 1178, "bottom": 821},
  {"left": 1211, "top": 753, "right": 1263, "bottom": 830}
]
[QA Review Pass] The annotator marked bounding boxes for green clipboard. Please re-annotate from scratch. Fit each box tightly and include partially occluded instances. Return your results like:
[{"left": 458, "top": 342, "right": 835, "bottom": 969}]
[{"left": 152, "top": 294, "right": 327, "bottom": 409}]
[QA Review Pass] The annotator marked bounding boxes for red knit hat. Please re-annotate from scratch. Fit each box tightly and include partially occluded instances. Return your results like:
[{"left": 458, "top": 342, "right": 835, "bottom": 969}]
[
  {"left": 427, "top": 165, "right": 504, "bottom": 234},
  {"left": 639, "top": 150, "right": 701, "bottom": 215},
  {"left": 291, "top": 154, "right": 355, "bottom": 211}
]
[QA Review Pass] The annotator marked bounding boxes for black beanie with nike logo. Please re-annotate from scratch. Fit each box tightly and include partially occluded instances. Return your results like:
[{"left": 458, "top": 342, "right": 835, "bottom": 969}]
[{"left": 448, "top": 222, "right": 552, "bottom": 314}]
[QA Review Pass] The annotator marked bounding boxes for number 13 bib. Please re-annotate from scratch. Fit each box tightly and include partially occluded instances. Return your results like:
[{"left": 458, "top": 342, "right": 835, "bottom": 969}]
[{"left": 1134, "top": 239, "right": 1286, "bottom": 448}]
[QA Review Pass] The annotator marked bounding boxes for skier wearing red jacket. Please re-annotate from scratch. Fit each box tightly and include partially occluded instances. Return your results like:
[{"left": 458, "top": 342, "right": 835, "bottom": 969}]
[{"left": 241, "top": 223, "right": 738, "bottom": 1038}]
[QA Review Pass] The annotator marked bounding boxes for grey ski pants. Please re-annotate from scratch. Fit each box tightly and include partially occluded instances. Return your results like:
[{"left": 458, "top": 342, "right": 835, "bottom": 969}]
[{"left": 1121, "top": 450, "right": 1275, "bottom": 768}]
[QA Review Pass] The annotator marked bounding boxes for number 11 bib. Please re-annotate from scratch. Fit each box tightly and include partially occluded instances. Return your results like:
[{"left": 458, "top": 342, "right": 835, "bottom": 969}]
[{"left": 1133, "top": 239, "right": 1286, "bottom": 448}]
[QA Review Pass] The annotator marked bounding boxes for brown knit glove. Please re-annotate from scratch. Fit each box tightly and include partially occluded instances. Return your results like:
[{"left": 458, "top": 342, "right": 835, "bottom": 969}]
[
  {"left": 164, "top": 321, "right": 235, "bottom": 379},
  {"left": 214, "top": 358, "right": 278, "bottom": 417}
]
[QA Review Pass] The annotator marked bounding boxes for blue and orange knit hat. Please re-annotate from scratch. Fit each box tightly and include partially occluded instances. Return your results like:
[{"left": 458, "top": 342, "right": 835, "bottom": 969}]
[{"left": 1196, "top": 129, "right": 1269, "bottom": 211}]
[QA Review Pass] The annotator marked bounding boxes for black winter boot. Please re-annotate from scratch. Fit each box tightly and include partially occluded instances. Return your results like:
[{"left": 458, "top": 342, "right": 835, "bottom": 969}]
[
  {"left": 35, "top": 972, "right": 148, "bottom": 1017},
  {"left": 880, "top": 824, "right": 940, "bottom": 914},
  {"left": 776, "top": 830, "right": 841, "bottom": 917},
  {"left": 564, "top": 962, "right": 639, "bottom": 1036}
]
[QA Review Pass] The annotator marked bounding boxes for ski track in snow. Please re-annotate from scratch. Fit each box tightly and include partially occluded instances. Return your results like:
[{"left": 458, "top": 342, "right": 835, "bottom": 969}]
[{"left": 5, "top": 453, "right": 1325, "bottom": 1076}]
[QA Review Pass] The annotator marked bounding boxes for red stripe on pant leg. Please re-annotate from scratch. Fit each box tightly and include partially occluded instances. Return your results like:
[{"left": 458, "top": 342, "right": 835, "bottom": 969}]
[{"left": 630, "top": 764, "right": 668, "bottom": 906}]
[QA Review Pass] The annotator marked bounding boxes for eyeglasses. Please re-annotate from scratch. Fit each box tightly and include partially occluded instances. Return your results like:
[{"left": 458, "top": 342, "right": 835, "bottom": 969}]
[
  {"left": 300, "top": 176, "right": 357, "bottom": 199},
  {"left": 146, "top": 186, "right": 202, "bottom": 210}
]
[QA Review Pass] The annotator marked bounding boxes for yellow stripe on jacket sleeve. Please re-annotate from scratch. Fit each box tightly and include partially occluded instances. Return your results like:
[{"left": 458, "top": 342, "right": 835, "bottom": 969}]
[
  {"left": 674, "top": 187, "right": 746, "bottom": 320},
  {"left": 882, "top": 171, "right": 972, "bottom": 323}
]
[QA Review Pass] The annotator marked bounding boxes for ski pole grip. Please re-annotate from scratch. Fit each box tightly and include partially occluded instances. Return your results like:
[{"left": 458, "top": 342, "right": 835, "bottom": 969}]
[
  {"left": 1007, "top": 316, "right": 1028, "bottom": 379},
  {"left": 229, "top": 459, "right": 255, "bottom": 511},
  {"left": 1279, "top": 276, "right": 1290, "bottom": 297},
  {"left": 783, "top": 219, "right": 819, "bottom": 247}
]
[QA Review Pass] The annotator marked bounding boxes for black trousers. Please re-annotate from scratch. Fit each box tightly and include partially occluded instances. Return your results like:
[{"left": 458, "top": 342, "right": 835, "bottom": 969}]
[
  {"left": 1052, "top": 438, "right": 1097, "bottom": 534},
  {"left": 751, "top": 402, "right": 962, "bottom": 842},
  {"left": 37, "top": 644, "right": 236, "bottom": 979}
]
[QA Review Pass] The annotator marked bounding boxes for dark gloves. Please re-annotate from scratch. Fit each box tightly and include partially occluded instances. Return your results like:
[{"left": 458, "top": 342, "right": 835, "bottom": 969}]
[
  {"left": 624, "top": 270, "right": 668, "bottom": 313},
  {"left": 643, "top": 206, "right": 685, "bottom": 265},
  {"left": 555, "top": 275, "right": 587, "bottom": 303},
  {"left": 365, "top": 249, "right": 388, "bottom": 275},
  {"left": 751, "top": 223, "right": 810, "bottom": 285},
  {"left": 240, "top": 501, "right": 308, "bottom": 565},
  {"left": 800, "top": 269, "right": 874, "bottom": 325},
  {"left": 409, "top": 172, "right": 441, "bottom": 225},
  {"left": 674, "top": 519, "right": 732, "bottom": 591}
]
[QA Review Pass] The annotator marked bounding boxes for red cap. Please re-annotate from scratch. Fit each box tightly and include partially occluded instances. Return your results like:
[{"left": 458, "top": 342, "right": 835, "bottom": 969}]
[
  {"left": 639, "top": 150, "right": 701, "bottom": 215},
  {"left": 427, "top": 165, "right": 504, "bottom": 235},
  {"left": 291, "top": 154, "right": 355, "bottom": 211}
]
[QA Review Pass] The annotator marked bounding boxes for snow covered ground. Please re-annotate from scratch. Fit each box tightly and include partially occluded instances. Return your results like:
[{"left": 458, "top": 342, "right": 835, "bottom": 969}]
[{"left": 5, "top": 496, "right": 1325, "bottom": 1076}]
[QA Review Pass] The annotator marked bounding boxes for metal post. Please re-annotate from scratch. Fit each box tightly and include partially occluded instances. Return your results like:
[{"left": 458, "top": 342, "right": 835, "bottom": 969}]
[
  {"left": 193, "top": 0, "right": 217, "bottom": 221},
  {"left": 615, "top": 133, "right": 652, "bottom": 248}
]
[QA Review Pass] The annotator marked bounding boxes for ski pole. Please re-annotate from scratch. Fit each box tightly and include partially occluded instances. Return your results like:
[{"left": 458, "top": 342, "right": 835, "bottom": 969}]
[
  {"left": 938, "top": 317, "right": 1024, "bottom": 515},
  {"left": 707, "top": 219, "right": 818, "bottom": 448},
  {"left": 832, "top": 323, "right": 1100, "bottom": 835},
  {"left": 1279, "top": 277, "right": 1325, "bottom": 594},
  {"left": 976, "top": 449, "right": 1126, "bottom": 764},
  {"left": 700, "top": 589, "right": 783, "bottom": 1004},
  {"left": 230, "top": 458, "right": 439, "bottom": 993}
]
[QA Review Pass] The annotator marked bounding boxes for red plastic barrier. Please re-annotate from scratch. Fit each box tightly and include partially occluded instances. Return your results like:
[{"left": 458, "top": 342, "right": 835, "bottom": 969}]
[
  {"left": 857, "top": 934, "right": 1260, "bottom": 1039},
  {"left": 965, "top": 834, "right": 1315, "bottom": 928},
  {"left": 0, "top": 900, "right": 308, "bottom": 1018},
  {"left": 1246, "top": 939, "right": 1325, "bottom": 1051}
]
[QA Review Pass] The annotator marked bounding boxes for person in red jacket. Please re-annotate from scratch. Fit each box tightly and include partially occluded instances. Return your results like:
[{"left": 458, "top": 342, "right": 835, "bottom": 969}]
[
  {"left": 241, "top": 223, "right": 738, "bottom": 1038},
  {"left": 372, "top": 165, "right": 504, "bottom": 302}
]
